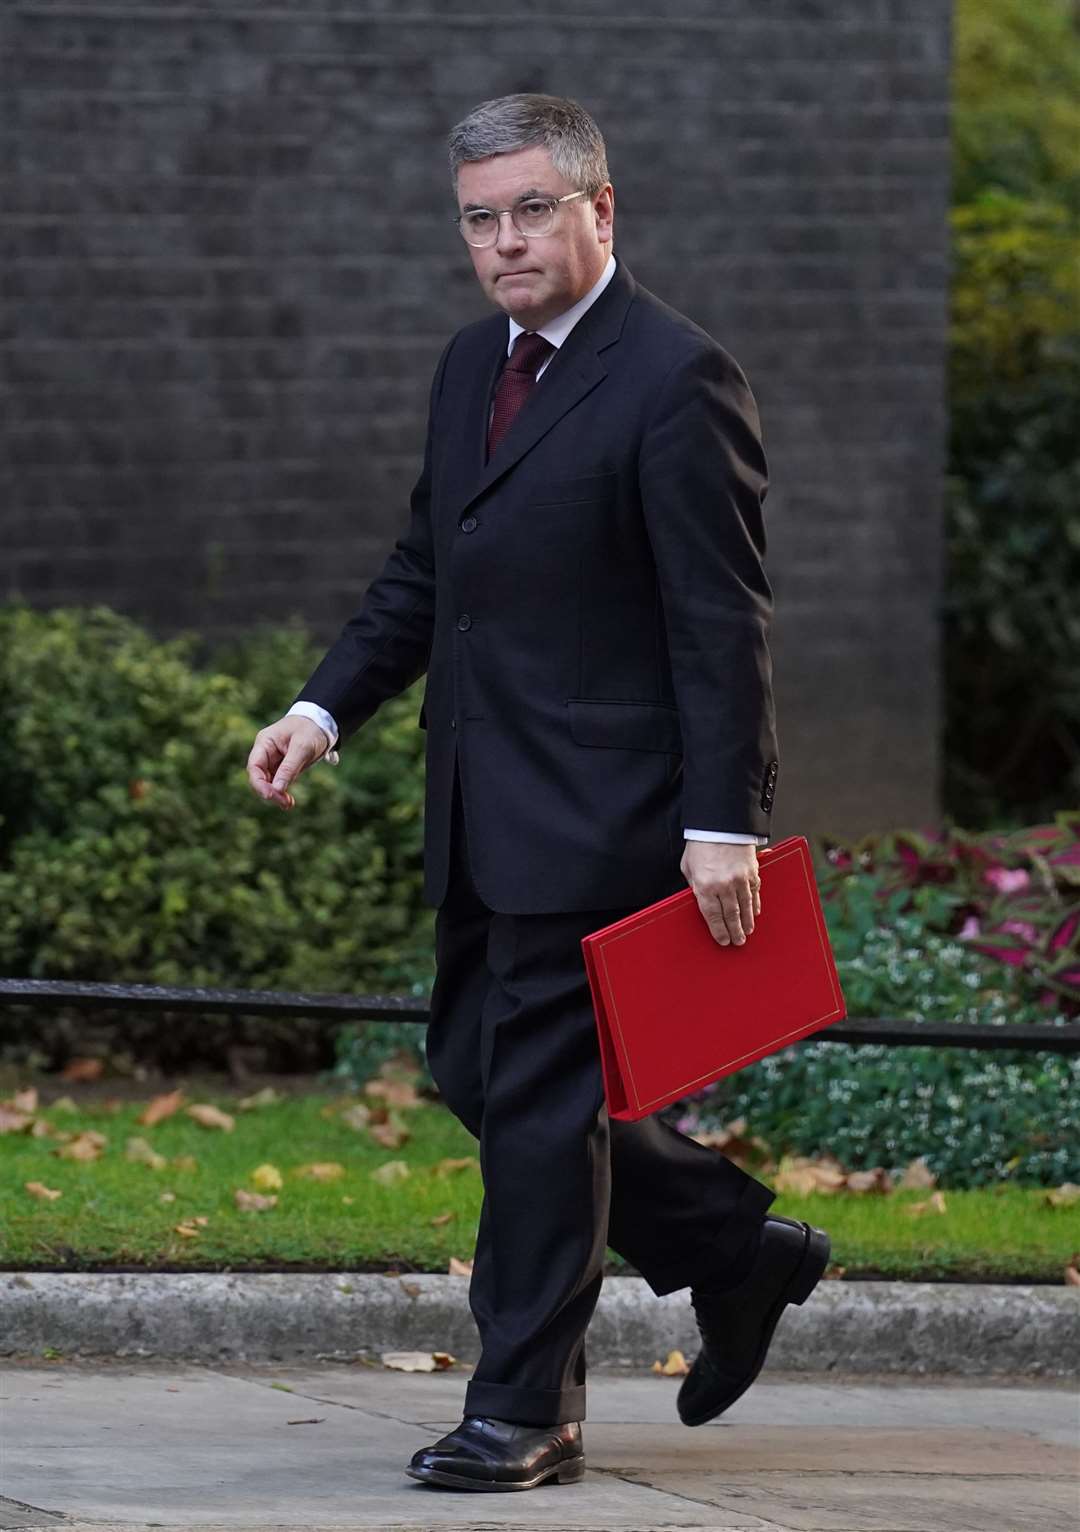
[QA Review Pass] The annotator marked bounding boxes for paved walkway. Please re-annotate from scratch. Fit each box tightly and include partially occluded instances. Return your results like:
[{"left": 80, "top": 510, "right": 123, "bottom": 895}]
[{"left": 2, "top": 1360, "right": 1076, "bottom": 1531}]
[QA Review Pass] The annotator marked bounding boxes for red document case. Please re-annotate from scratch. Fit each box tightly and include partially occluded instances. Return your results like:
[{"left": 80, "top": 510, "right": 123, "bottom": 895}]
[{"left": 580, "top": 834, "right": 846, "bottom": 1121}]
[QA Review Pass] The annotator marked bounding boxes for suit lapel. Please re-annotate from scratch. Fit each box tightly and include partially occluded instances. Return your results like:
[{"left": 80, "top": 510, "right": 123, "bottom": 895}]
[{"left": 450, "top": 258, "right": 637, "bottom": 521}]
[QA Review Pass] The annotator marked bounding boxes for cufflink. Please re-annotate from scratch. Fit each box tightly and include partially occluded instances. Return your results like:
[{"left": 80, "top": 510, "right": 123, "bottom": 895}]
[{"left": 324, "top": 748, "right": 340, "bottom": 766}]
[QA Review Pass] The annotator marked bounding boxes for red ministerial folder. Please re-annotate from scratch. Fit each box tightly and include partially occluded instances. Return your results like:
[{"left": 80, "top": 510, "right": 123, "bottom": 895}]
[{"left": 580, "top": 834, "right": 846, "bottom": 1121}]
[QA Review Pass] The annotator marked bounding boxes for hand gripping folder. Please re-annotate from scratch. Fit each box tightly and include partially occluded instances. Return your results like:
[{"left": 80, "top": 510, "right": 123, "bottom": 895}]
[{"left": 580, "top": 834, "right": 846, "bottom": 1121}]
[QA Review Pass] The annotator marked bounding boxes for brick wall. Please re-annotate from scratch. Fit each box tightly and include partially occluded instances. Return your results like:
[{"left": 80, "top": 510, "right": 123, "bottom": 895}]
[{"left": 2, "top": 1, "right": 953, "bottom": 837}]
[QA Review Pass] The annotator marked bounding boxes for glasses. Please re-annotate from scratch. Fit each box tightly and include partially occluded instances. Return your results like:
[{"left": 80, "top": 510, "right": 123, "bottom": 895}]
[{"left": 455, "top": 190, "right": 589, "bottom": 247}]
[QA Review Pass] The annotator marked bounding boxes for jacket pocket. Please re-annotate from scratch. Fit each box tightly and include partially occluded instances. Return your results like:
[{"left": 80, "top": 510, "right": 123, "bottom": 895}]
[
  {"left": 530, "top": 471, "right": 618, "bottom": 507},
  {"left": 566, "top": 697, "right": 683, "bottom": 754}
]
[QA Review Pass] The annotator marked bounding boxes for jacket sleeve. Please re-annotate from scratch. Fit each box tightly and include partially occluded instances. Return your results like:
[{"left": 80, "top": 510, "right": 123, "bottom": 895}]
[
  {"left": 287, "top": 335, "right": 455, "bottom": 750},
  {"left": 638, "top": 341, "right": 779, "bottom": 836}
]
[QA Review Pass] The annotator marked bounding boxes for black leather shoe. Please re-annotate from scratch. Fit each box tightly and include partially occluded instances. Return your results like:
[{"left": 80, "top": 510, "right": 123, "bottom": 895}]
[
  {"left": 405, "top": 1414, "right": 585, "bottom": 1491},
  {"left": 677, "top": 1212, "right": 831, "bottom": 1427}
]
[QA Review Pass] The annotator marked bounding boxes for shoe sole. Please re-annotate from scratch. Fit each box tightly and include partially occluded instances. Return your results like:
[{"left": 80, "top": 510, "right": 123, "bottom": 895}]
[
  {"left": 405, "top": 1455, "right": 586, "bottom": 1490},
  {"left": 679, "top": 1220, "right": 831, "bottom": 1428}
]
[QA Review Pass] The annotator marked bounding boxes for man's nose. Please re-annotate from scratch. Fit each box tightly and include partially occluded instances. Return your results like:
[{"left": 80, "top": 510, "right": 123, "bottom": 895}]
[{"left": 494, "top": 209, "right": 527, "bottom": 255}]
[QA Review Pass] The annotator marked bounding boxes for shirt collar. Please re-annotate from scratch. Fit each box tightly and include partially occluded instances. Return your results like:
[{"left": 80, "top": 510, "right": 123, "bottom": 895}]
[{"left": 506, "top": 252, "right": 617, "bottom": 357}]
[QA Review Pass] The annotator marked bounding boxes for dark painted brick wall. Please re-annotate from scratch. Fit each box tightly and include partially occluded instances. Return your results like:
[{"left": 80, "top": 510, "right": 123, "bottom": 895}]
[{"left": 2, "top": 1, "right": 953, "bottom": 837}]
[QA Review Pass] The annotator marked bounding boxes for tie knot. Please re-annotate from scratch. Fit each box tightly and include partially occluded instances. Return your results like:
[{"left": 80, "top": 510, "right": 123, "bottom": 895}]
[{"left": 508, "top": 331, "right": 555, "bottom": 376}]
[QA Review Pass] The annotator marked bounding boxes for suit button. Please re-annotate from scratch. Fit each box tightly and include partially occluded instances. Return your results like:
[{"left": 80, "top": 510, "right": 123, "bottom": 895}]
[
  {"left": 456, "top": 614, "right": 472, "bottom": 631},
  {"left": 451, "top": 718, "right": 456, "bottom": 729},
  {"left": 461, "top": 516, "right": 478, "bottom": 533}
]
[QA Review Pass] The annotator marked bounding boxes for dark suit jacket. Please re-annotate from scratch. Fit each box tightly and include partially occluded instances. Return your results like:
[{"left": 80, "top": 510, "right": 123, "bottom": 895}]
[{"left": 290, "top": 256, "right": 779, "bottom": 914}]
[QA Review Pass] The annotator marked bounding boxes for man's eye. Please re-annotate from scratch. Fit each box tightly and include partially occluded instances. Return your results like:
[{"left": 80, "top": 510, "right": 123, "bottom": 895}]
[
  {"left": 517, "top": 201, "right": 550, "bottom": 220},
  {"left": 466, "top": 210, "right": 494, "bottom": 226}
]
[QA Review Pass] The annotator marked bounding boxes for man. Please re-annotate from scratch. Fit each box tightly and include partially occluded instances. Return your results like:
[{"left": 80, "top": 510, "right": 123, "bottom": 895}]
[{"left": 246, "top": 93, "right": 830, "bottom": 1492}]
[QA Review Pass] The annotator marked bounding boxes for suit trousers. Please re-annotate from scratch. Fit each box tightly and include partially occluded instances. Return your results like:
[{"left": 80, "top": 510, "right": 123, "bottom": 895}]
[{"left": 424, "top": 752, "right": 778, "bottom": 1426}]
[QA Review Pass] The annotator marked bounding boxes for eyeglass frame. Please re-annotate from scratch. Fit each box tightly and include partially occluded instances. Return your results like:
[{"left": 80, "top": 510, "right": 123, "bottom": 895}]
[{"left": 453, "top": 189, "right": 590, "bottom": 246}]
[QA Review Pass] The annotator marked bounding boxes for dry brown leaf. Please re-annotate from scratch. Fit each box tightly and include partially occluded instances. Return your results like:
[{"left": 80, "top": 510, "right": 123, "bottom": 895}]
[
  {"left": 430, "top": 1211, "right": 456, "bottom": 1227},
  {"left": 24, "top": 1180, "right": 62, "bottom": 1201},
  {"left": 61, "top": 1057, "right": 104, "bottom": 1082},
  {"left": 369, "top": 1110, "right": 411, "bottom": 1150},
  {"left": 364, "top": 1077, "right": 423, "bottom": 1110},
  {"left": 185, "top": 1103, "right": 235, "bottom": 1132},
  {"left": 48, "top": 1095, "right": 79, "bottom": 1114},
  {"left": 174, "top": 1222, "right": 201, "bottom": 1238},
  {"left": 341, "top": 1195, "right": 354, "bottom": 1205},
  {"left": 400, "top": 1279, "right": 422, "bottom": 1297},
  {"left": 431, "top": 1156, "right": 480, "bottom": 1178},
  {"left": 296, "top": 1161, "right": 346, "bottom": 1182},
  {"left": 236, "top": 1087, "right": 283, "bottom": 1111},
  {"left": 159, "top": 1191, "right": 176, "bottom": 1203},
  {"left": 191, "top": 1215, "right": 209, "bottom": 1226},
  {"left": 773, "top": 1153, "right": 847, "bottom": 1197},
  {"left": 370, "top": 1159, "right": 410, "bottom": 1187},
  {"left": 1044, "top": 1183, "right": 1080, "bottom": 1209},
  {"left": 904, "top": 1190, "right": 948, "bottom": 1217},
  {"left": 845, "top": 1167, "right": 891, "bottom": 1195},
  {"left": 381, "top": 1351, "right": 440, "bottom": 1372},
  {"left": 30, "top": 1118, "right": 55, "bottom": 1140},
  {"left": 0, "top": 1107, "right": 33, "bottom": 1134},
  {"left": 234, "top": 1189, "right": 278, "bottom": 1213},
  {"left": 432, "top": 1352, "right": 456, "bottom": 1369},
  {"left": 897, "top": 1156, "right": 937, "bottom": 1190},
  {"left": 125, "top": 1136, "right": 168, "bottom": 1170},
  {"left": 171, "top": 1154, "right": 199, "bottom": 1173},
  {"left": 339, "top": 1104, "right": 372, "bottom": 1131},
  {"left": 55, "top": 1130, "right": 108, "bottom": 1161},
  {"left": 824, "top": 1263, "right": 847, "bottom": 1279},
  {"left": 11, "top": 1088, "right": 38, "bottom": 1113},
  {"left": 251, "top": 1163, "right": 283, "bottom": 1191},
  {"left": 137, "top": 1090, "right": 185, "bottom": 1127},
  {"left": 448, "top": 1256, "right": 474, "bottom": 1277},
  {"left": 652, "top": 1349, "right": 690, "bottom": 1376},
  {"left": 1065, "top": 1255, "right": 1080, "bottom": 1287}
]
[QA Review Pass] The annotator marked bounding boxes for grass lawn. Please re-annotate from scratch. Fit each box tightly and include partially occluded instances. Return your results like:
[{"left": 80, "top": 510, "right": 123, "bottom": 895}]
[{"left": 1, "top": 1084, "right": 1076, "bottom": 1282}]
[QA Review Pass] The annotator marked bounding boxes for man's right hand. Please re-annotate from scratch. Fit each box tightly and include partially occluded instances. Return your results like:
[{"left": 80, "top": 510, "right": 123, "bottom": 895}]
[{"left": 246, "top": 716, "right": 331, "bottom": 811}]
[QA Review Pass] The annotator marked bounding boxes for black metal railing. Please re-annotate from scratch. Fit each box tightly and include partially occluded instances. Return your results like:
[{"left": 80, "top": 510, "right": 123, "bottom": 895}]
[{"left": 2, "top": 978, "right": 1077, "bottom": 1053}]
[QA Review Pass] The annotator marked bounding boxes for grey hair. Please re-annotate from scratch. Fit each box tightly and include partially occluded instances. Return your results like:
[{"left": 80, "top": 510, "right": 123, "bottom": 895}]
[{"left": 447, "top": 93, "right": 610, "bottom": 194}]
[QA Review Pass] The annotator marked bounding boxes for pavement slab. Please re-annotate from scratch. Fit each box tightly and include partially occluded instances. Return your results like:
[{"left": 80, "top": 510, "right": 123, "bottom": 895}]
[{"left": 1, "top": 1361, "right": 1076, "bottom": 1532}]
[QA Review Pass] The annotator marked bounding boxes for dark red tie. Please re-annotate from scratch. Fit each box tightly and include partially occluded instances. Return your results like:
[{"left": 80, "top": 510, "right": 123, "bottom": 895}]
[{"left": 487, "top": 331, "right": 555, "bottom": 457}]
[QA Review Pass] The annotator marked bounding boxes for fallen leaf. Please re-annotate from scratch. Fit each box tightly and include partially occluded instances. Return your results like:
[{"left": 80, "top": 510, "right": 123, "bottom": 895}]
[
  {"left": 400, "top": 1280, "right": 421, "bottom": 1297},
  {"left": 904, "top": 1190, "right": 948, "bottom": 1217},
  {"left": 845, "top": 1167, "right": 891, "bottom": 1195},
  {"left": 30, "top": 1119, "right": 54, "bottom": 1140},
  {"left": 1065, "top": 1256, "right": 1080, "bottom": 1287},
  {"left": 234, "top": 1189, "right": 278, "bottom": 1213},
  {"left": 773, "top": 1153, "right": 847, "bottom": 1197},
  {"left": 61, "top": 1057, "right": 104, "bottom": 1082},
  {"left": 341, "top": 1195, "right": 354, "bottom": 1205},
  {"left": 171, "top": 1154, "right": 199, "bottom": 1172},
  {"left": 138, "top": 1090, "right": 185, "bottom": 1127},
  {"left": 174, "top": 1223, "right": 201, "bottom": 1238},
  {"left": 381, "top": 1351, "right": 442, "bottom": 1372},
  {"left": 185, "top": 1103, "right": 235, "bottom": 1132},
  {"left": 364, "top": 1077, "right": 423, "bottom": 1110},
  {"left": 369, "top": 1110, "right": 411, "bottom": 1150},
  {"left": 159, "top": 1192, "right": 176, "bottom": 1203},
  {"left": 897, "top": 1156, "right": 937, "bottom": 1190},
  {"left": 251, "top": 1163, "right": 283, "bottom": 1191},
  {"left": 433, "top": 1352, "right": 456, "bottom": 1369},
  {"left": 370, "top": 1160, "right": 410, "bottom": 1186},
  {"left": 236, "top": 1087, "right": 283, "bottom": 1111},
  {"left": 0, "top": 1107, "right": 33, "bottom": 1134},
  {"left": 652, "top": 1349, "right": 690, "bottom": 1376},
  {"left": 430, "top": 1211, "right": 456, "bottom": 1227},
  {"left": 48, "top": 1096, "right": 79, "bottom": 1114},
  {"left": 55, "top": 1130, "right": 108, "bottom": 1161},
  {"left": 1044, "top": 1183, "right": 1080, "bottom": 1209},
  {"left": 431, "top": 1156, "right": 480, "bottom": 1178},
  {"left": 448, "top": 1256, "right": 473, "bottom": 1277},
  {"left": 297, "top": 1161, "right": 346, "bottom": 1182},
  {"left": 339, "top": 1104, "right": 372, "bottom": 1131},
  {"left": 25, "top": 1181, "right": 62, "bottom": 1201},
  {"left": 824, "top": 1263, "right": 847, "bottom": 1279},
  {"left": 125, "top": 1136, "right": 168, "bottom": 1170},
  {"left": 12, "top": 1088, "right": 38, "bottom": 1113}
]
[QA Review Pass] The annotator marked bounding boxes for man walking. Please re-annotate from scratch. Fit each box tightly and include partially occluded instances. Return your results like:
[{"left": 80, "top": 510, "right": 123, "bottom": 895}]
[{"left": 246, "top": 93, "right": 830, "bottom": 1492}]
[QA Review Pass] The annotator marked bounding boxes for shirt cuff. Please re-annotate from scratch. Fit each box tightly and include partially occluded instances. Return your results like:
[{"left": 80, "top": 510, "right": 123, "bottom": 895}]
[
  {"left": 286, "top": 702, "right": 340, "bottom": 764},
  {"left": 683, "top": 828, "right": 769, "bottom": 844}
]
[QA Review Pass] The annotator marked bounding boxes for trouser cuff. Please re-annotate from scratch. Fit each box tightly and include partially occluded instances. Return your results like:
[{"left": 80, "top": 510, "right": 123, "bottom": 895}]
[{"left": 463, "top": 1376, "right": 586, "bottom": 1426}]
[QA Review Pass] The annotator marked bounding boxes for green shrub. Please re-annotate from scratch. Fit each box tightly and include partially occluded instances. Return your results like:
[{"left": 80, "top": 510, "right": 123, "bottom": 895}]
[{"left": 0, "top": 601, "right": 434, "bottom": 1070}]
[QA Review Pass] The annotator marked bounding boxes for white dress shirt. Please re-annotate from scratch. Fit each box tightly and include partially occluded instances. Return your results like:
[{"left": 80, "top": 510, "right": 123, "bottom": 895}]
[{"left": 288, "top": 251, "right": 766, "bottom": 847}]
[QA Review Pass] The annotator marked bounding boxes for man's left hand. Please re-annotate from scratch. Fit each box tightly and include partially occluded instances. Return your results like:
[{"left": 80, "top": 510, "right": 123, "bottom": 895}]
[{"left": 680, "top": 841, "right": 761, "bottom": 947}]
